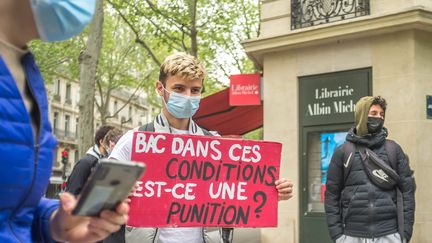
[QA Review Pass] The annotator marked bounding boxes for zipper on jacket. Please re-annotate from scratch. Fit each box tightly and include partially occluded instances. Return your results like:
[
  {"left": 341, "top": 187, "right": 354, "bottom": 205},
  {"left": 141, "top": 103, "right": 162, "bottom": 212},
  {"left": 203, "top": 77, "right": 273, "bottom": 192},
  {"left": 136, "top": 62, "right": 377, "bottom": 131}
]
[
  {"left": 7, "top": 221, "right": 23, "bottom": 243},
  {"left": 367, "top": 182, "right": 376, "bottom": 238},
  {"left": 152, "top": 228, "right": 159, "bottom": 243},
  {"left": 342, "top": 186, "right": 359, "bottom": 227},
  {"left": 202, "top": 228, "right": 206, "bottom": 243},
  {"left": 9, "top": 60, "right": 43, "bottom": 241}
]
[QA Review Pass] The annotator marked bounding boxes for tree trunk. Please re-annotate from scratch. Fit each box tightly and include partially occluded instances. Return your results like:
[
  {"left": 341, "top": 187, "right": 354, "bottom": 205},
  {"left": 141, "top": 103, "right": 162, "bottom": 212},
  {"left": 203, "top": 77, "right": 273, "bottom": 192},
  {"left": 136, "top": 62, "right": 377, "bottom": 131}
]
[
  {"left": 99, "top": 89, "right": 111, "bottom": 125},
  {"left": 189, "top": 0, "right": 198, "bottom": 57},
  {"left": 78, "top": 0, "right": 104, "bottom": 157}
]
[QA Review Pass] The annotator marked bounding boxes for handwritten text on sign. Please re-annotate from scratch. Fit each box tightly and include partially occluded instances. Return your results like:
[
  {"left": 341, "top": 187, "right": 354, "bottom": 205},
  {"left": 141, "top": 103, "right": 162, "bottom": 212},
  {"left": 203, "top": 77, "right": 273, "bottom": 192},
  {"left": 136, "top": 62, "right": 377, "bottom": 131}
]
[{"left": 128, "top": 132, "right": 281, "bottom": 227}]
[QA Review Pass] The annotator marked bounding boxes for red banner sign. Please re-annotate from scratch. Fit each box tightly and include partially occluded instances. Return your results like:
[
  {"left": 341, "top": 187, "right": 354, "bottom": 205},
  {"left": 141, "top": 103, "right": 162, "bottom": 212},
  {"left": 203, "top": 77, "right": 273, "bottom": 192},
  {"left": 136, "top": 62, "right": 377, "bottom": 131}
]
[
  {"left": 229, "top": 73, "right": 261, "bottom": 106},
  {"left": 128, "top": 132, "right": 281, "bottom": 228}
]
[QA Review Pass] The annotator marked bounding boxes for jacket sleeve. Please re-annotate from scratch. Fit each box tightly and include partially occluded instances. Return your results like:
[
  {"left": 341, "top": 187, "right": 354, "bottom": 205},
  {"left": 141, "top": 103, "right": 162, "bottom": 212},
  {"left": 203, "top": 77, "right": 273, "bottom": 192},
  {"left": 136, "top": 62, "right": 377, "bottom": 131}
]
[
  {"left": 395, "top": 144, "right": 415, "bottom": 242},
  {"left": 31, "top": 198, "right": 60, "bottom": 243},
  {"left": 325, "top": 145, "right": 345, "bottom": 241},
  {"left": 66, "top": 158, "right": 93, "bottom": 195}
]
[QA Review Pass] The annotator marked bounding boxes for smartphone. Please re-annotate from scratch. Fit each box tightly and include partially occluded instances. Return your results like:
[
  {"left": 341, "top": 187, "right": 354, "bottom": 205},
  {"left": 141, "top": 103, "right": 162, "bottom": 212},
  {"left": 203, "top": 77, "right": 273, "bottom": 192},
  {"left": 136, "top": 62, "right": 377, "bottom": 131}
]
[{"left": 72, "top": 159, "right": 145, "bottom": 216}]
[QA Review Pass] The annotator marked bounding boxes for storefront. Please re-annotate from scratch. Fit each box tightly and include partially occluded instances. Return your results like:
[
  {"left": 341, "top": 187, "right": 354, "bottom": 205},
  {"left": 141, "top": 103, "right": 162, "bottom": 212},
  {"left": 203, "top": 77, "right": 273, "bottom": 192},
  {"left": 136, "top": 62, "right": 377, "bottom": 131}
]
[
  {"left": 243, "top": 1, "right": 432, "bottom": 242},
  {"left": 298, "top": 68, "right": 371, "bottom": 242}
]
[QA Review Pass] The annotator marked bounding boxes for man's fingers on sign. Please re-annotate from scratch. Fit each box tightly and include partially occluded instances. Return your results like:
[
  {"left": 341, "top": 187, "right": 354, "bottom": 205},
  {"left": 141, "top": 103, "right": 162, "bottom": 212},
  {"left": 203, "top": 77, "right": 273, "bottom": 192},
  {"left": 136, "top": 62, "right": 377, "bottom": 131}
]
[{"left": 275, "top": 178, "right": 293, "bottom": 201}]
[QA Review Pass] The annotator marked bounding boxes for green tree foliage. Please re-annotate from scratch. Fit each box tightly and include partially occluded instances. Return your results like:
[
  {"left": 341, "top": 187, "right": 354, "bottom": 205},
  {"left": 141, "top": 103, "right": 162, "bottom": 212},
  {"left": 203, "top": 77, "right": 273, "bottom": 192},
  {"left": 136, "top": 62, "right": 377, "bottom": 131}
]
[
  {"left": 243, "top": 127, "right": 263, "bottom": 140},
  {"left": 30, "top": 36, "right": 84, "bottom": 83},
  {"left": 31, "top": 3, "right": 162, "bottom": 123},
  {"left": 30, "top": 0, "right": 261, "bottom": 116},
  {"left": 107, "top": 0, "right": 261, "bottom": 96},
  {"left": 94, "top": 12, "right": 157, "bottom": 124}
]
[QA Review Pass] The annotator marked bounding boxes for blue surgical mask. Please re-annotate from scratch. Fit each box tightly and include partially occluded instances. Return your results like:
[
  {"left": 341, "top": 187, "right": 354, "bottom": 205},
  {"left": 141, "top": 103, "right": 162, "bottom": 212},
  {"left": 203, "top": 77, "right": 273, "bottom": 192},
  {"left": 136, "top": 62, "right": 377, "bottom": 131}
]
[
  {"left": 30, "top": 0, "right": 96, "bottom": 42},
  {"left": 161, "top": 88, "right": 201, "bottom": 119}
]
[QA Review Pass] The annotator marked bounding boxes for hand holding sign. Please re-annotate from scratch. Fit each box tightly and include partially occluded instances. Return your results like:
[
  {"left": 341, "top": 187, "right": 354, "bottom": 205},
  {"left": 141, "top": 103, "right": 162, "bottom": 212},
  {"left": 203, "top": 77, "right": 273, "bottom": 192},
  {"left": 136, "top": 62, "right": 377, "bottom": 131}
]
[
  {"left": 128, "top": 132, "right": 282, "bottom": 228},
  {"left": 276, "top": 178, "right": 294, "bottom": 201}
]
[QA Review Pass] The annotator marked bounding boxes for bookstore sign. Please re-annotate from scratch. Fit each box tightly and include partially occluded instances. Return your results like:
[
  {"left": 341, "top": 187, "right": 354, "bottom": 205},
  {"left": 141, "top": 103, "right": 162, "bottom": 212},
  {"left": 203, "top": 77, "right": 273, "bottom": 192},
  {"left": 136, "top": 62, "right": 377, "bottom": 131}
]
[{"left": 299, "top": 68, "right": 372, "bottom": 126}]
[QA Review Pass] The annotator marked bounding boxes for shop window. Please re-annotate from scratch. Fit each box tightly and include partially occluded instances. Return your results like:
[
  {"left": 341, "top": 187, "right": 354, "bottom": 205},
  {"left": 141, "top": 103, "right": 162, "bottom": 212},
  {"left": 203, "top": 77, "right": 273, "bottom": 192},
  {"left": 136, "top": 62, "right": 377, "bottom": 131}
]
[{"left": 306, "top": 130, "right": 347, "bottom": 213}]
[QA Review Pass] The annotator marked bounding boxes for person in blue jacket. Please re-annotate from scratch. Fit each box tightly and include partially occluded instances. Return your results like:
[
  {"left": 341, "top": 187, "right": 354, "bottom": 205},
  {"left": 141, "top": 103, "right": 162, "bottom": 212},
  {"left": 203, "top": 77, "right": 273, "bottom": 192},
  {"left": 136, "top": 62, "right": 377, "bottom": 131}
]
[{"left": 0, "top": 0, "right": 129, "bottom": 242}]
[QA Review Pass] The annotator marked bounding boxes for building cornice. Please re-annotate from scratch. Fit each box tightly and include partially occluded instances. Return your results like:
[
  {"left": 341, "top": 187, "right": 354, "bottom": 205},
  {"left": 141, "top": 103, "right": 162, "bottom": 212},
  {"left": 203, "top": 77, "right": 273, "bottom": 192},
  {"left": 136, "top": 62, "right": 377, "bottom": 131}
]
[
  {"left": 51, "top": 102, "right": 78, "bottom": 114},
  {"left": 261, "top": 0, "right": 279, "bottom": 3},
  {"left": 56, "top": 74, "right": 80, "bottom": 84},
  {"left": 243, "top": 8, "right": 432, "bottom": 68}
]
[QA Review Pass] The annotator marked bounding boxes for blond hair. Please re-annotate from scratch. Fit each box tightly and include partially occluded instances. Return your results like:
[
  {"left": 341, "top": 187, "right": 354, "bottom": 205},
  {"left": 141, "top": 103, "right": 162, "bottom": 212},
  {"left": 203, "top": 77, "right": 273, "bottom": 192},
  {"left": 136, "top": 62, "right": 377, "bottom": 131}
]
[{"left": 159, "top": 52, "right": 206, "bottom": 85}]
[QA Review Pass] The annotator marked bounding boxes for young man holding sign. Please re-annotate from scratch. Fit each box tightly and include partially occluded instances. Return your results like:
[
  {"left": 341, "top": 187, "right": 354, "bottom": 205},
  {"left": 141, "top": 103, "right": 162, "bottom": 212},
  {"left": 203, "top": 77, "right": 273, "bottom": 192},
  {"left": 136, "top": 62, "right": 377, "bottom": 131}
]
[{"left": 110, "top": 53, "right": 293, "bottom": 243}]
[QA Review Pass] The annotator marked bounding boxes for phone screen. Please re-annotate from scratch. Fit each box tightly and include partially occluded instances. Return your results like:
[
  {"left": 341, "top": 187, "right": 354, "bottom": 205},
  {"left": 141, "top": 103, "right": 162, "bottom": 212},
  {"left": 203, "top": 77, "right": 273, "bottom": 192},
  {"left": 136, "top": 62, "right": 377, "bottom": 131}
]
[{"left": 78, "top": 185, "right": 115, "bottom": 216}]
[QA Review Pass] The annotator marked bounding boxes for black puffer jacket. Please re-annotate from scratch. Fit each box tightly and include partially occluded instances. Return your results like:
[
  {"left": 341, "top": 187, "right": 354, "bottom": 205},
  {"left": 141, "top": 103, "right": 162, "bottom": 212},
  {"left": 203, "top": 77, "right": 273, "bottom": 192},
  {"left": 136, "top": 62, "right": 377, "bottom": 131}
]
[{"left": 325, "top": 127, "right": 415, "bottom": 241}]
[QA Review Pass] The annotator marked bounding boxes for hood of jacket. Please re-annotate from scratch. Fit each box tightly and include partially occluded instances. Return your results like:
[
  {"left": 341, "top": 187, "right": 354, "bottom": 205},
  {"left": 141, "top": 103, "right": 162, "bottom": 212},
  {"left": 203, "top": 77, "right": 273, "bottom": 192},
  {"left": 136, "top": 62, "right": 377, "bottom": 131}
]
[
  {"left": 355, "top": 96, "right": 375, "bottom": 136},
  {"left": 86, "top": 144, "right": 104, "bottom": 159}
]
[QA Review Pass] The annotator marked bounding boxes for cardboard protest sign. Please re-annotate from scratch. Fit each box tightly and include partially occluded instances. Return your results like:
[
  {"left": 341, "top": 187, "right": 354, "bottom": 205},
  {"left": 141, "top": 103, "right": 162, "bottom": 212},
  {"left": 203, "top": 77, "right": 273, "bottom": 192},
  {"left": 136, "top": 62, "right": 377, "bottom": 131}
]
[{"left": 127, "top": 131, "right": 282, "bottom": 228}]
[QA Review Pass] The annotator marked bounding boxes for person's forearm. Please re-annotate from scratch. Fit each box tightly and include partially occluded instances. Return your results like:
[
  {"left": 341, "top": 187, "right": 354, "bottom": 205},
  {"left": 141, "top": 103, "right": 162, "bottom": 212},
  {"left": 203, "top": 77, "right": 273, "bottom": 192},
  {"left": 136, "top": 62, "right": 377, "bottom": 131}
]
[{"left": 31, "top": 198, "right": 60, "bottom": 242}]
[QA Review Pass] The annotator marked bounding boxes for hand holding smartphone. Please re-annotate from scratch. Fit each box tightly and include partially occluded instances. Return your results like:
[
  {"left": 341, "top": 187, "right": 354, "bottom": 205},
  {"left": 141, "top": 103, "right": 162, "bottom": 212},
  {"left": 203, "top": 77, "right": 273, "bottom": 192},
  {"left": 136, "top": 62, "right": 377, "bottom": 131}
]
[{"left": 72, "top": 159, "right": 145, "bottom": 216}]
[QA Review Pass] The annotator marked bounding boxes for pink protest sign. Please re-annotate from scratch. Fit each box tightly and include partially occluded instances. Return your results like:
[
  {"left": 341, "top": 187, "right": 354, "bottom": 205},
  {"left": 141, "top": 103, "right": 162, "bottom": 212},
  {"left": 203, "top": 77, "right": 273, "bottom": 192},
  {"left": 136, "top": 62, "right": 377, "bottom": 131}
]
[{"left": 127, "top": 131, "right": 281, "bottom": 228}]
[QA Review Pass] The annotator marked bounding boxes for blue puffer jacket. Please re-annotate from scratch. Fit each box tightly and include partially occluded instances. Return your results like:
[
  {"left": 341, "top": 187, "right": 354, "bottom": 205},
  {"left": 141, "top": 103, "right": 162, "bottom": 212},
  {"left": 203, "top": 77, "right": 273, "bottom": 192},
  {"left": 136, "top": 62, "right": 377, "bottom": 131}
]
[{"left": 0, "top": 53, "right": 58, "bottom": 242}]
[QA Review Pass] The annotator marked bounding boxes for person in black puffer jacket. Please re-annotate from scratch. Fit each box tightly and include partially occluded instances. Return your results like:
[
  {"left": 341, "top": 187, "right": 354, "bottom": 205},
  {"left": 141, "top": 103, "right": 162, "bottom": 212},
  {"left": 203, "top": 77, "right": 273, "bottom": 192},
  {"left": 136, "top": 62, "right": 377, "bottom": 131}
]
[{"left": 325, "top": 96, "right": 415, "bottom": 243}]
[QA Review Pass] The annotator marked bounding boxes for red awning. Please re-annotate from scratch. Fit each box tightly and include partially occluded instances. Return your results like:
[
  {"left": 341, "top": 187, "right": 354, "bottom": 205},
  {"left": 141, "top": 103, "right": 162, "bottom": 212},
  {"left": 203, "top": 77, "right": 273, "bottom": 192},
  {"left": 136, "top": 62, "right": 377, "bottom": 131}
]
[{"left": 193, "top": 88, "right": 263, "bottom": 136}]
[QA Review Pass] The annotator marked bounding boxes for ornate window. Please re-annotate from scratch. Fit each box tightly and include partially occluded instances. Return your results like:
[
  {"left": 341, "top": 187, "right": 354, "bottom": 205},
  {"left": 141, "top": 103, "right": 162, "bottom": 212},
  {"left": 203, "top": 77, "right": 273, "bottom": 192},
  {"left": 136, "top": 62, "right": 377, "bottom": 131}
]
[{"left": 291, "top": 0, "right": 370, "bottom": 30}]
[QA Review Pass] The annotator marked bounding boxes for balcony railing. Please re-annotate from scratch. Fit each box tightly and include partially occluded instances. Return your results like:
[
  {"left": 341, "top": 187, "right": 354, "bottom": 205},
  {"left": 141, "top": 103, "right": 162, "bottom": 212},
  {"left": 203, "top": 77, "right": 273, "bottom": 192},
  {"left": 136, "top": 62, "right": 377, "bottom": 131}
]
[
  {"left": 54, "top": 129, "right": 76, "bottom": 142},
  {"left": 291, "top": 0, "right": 370, "bottom": 30}
]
